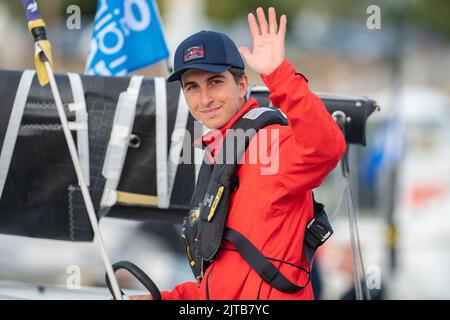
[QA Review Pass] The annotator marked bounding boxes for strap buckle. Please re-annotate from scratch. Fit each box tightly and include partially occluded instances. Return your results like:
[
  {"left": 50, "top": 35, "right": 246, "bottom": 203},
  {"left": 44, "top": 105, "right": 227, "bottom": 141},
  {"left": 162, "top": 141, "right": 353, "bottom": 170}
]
[{"left": 305, "top": 210, "right": 333, "bottom": 250}]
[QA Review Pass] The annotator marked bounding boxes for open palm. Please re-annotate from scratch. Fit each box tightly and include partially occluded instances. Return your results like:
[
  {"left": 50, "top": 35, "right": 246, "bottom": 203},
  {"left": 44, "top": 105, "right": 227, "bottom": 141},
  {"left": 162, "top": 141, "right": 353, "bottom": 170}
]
[{"left": 239, "top": 7, "right": 287, "bottom": 75}]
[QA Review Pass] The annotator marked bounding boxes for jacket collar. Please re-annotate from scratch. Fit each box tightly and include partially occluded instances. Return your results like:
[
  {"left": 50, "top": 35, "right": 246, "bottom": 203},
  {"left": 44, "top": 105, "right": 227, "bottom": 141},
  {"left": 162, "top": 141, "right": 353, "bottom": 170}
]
[{"left": 194, "top": 98, "right": 259, "bottom": 160}]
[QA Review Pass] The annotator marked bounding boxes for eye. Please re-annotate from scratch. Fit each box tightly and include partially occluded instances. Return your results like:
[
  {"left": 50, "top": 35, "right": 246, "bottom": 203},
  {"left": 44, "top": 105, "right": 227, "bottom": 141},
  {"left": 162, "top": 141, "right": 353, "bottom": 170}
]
[
  {"left": 185, "top": 83, "right": 198, "bottom": 92},
  {"left": 210, "top": 79, "right": 223, "bottom": 86}
]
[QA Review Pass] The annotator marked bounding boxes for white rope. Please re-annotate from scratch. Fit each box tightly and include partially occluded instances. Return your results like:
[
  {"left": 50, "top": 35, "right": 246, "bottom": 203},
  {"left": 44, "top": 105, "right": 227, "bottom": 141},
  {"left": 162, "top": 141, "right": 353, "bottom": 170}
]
[
  {"left": 67, "top": 73, "right": 90, "bottom": 186},
  {"left": 42, "top": 57, "right": 122, "bottom": 300},
  {"left": 100, "top": 76, "right": 143, "bottom": 209},
  {"left": 167, "top": 88, "right": 190, "bottom": 201},
  {"left": 154, "top": 77, "right": 169, "bottom": 208},
  {"left": 0, "top": 70, "right": 35, "bottom": 199}
]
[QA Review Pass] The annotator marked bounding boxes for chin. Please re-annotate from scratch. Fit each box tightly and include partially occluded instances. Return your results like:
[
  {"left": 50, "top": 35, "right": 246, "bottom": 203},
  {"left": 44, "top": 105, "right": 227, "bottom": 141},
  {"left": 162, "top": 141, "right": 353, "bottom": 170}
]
[
  {"left": 203, "top": 121, "right": 221, "bottom": 129},
  {"left": 203, "top": 118, "right": 226, "bottom": 129}
]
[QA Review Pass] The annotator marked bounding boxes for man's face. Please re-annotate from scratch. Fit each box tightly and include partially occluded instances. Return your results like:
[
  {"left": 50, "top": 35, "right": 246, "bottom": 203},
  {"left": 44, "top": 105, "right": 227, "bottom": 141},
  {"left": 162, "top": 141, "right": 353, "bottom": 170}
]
[{"left": 181, "top": 69, "right": 248, "bottom": 129}]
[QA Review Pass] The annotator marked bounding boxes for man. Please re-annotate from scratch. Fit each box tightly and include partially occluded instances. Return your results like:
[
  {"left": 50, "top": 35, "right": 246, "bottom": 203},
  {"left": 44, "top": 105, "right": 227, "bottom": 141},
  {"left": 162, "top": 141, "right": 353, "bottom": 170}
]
[{"left": 133, "top": 7, "right": 345, "bottom": 300}]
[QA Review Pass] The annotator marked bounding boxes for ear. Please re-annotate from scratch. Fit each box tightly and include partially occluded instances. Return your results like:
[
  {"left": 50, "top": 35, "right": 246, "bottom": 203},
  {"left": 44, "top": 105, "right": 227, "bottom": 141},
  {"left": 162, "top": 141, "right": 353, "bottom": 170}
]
[{"left": 239, "top": 74, "right": 249, "bottom": 99}]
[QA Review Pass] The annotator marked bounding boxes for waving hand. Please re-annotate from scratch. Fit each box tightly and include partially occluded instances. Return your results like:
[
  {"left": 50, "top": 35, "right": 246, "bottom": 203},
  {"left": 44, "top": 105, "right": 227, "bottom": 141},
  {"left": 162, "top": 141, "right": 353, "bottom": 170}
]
[{"left": 239, "top": 7, "right": 287, "bottom": 75}]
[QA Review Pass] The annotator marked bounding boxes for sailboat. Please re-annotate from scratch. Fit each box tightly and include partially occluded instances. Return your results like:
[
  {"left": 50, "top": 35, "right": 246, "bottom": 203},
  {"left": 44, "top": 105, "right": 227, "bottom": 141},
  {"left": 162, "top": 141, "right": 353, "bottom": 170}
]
[
  {"left": 0, "top": 69, "right": 378, "bottom": 299},
  {"left": 0, "top": 70, "right": 378, "bottom": 241}
]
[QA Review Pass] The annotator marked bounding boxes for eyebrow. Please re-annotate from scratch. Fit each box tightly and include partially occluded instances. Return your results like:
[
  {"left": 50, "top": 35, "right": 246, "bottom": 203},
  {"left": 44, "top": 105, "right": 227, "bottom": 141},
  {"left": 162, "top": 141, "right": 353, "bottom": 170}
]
[{"left": 183, "top": 74, "right": 227, "bottom": 88}]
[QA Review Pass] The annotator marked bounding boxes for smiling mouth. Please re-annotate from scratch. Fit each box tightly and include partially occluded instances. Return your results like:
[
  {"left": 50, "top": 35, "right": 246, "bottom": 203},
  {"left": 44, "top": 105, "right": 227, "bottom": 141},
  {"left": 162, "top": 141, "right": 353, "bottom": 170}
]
[{"left": 201, "top": 106, "right": 222, "bottom": 118}]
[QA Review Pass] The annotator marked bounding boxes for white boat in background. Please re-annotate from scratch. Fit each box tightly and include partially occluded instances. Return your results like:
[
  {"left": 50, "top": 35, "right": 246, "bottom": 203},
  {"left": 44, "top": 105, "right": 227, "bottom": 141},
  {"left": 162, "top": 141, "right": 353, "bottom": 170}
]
[{"left": 386, "top": 86, "right": 450, "bottom": 299}]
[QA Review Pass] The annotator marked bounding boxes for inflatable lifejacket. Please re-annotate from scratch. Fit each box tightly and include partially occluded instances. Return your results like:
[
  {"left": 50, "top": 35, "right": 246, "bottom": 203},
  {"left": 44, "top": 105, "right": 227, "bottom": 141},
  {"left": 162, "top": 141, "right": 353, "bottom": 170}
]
[{"left": 181, "top": 106, "right": 333, "bottom": 293}]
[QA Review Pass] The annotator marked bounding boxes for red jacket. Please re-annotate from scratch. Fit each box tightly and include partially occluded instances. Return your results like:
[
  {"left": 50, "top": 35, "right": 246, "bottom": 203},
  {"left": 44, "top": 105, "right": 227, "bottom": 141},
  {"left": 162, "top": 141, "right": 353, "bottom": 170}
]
[{"left": 161, "top": 60, "right": 346, "bottom": 300}]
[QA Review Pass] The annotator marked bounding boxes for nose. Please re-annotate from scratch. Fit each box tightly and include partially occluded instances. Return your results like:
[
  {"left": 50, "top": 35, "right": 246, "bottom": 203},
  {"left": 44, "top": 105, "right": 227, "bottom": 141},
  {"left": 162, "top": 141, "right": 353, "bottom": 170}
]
[{"left": 199, "top": 87, "right": 214, "bottom": 107}]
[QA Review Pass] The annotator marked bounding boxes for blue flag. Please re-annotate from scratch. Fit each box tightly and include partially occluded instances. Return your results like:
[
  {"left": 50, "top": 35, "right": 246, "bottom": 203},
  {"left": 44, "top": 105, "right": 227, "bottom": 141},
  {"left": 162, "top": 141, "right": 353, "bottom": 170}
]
[{"left": 86, "top": 0, "right": 169, "bottom": 76}]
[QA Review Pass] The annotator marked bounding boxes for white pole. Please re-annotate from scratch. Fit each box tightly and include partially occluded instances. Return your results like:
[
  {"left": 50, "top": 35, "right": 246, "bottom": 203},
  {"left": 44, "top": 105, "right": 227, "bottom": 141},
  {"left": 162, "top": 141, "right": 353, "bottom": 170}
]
[
  {"left": 333, "top": 111, "right": 370, "bottom": 300},
  {"left": 42, "top": 52, "right": 122, "bottom": 300}
]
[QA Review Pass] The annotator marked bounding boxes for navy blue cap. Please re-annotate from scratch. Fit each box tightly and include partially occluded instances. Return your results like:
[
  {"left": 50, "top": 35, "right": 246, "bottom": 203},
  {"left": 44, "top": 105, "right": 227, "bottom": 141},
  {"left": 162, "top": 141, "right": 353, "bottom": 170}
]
[{"left": 167, "top": 30, "right": 245, "bottom": 82}]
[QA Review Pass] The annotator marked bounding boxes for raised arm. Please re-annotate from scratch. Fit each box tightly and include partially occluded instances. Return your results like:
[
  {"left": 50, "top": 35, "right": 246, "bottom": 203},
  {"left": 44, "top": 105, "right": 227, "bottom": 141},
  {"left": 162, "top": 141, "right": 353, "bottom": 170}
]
[{"left": 241, "top": 7, "right": 346, "bottom": 191}]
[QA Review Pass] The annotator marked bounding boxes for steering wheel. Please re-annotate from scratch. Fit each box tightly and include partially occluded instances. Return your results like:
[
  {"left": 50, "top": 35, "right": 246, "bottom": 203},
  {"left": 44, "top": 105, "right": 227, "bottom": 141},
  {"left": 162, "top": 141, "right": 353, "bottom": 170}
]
[{"left": 105, "top": 261, "right": 161, "bottom": 300}]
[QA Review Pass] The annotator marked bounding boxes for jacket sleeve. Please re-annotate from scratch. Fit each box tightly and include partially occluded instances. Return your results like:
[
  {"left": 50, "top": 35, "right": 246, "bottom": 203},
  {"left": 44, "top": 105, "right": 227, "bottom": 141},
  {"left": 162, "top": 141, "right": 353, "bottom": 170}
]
[
  {"left": 261, "top": 60, "right": 346, "bottom": 192},
  {"left": 160, "top": 281, "right": 200, "bottom": 300}
]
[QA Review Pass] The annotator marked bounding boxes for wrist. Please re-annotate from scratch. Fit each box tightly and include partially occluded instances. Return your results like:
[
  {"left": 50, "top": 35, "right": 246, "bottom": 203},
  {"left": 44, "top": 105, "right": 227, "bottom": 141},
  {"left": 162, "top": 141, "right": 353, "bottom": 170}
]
[
  {"left": 260, "top": 59, "right": 284, "bottom": 76},
  {"left": 261, "top": 60, "right": 295, "bottom": 89}
]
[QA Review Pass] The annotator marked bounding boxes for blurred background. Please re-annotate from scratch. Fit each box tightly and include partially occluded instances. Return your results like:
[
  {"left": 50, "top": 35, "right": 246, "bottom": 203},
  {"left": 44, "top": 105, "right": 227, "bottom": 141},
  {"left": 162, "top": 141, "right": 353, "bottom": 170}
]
[{"left": 0, "top": 0, "right": 449, "bottom": 299}]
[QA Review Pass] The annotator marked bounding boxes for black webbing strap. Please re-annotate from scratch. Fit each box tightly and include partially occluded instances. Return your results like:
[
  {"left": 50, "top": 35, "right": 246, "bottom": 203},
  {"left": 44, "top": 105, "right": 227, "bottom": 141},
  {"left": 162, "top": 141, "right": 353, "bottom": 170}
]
[
  {"left": 222, "top": 194, "right": 332, "bottom": 293},
  {"left": 224, "top": 228, "right": 310, "bottom": 293}
]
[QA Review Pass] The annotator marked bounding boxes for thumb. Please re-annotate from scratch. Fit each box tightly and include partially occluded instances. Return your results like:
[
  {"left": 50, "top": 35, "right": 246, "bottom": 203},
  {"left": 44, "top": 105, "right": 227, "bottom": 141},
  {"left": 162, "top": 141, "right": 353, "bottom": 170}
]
[{"left": 239, "top": 47, "right": 250, "bottom": 60}]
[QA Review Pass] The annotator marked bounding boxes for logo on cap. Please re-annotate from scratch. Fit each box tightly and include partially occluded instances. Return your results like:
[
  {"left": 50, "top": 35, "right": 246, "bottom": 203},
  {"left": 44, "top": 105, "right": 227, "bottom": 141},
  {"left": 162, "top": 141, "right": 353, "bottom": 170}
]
[{"left": 184, "top": 45, "right": 205, "bottom": 62}]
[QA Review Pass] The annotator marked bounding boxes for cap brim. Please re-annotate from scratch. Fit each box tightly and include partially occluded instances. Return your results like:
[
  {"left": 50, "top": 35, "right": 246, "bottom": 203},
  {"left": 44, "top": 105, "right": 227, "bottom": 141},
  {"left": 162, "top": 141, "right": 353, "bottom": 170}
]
[{"left": 167, "top": 64, "right": 231, "bottom": 82}]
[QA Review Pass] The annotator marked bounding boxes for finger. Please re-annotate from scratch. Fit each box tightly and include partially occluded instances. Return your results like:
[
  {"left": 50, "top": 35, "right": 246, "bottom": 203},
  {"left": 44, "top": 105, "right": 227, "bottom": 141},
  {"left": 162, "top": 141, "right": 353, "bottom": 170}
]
[
  {"left": 268, "top": 7, "right": 277, "bottom": 34},
  {"left": 248, "top": 13, "right": 261, "bottom": 38},
  {"left": 239, "top": 47, "right": 251, "bottom": 60},
  {"left": 278, "top": 14, "right": 287, "bottom": 38},
  {"left": 256, "top": 7, "right": 269, "bottom": 34}
]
